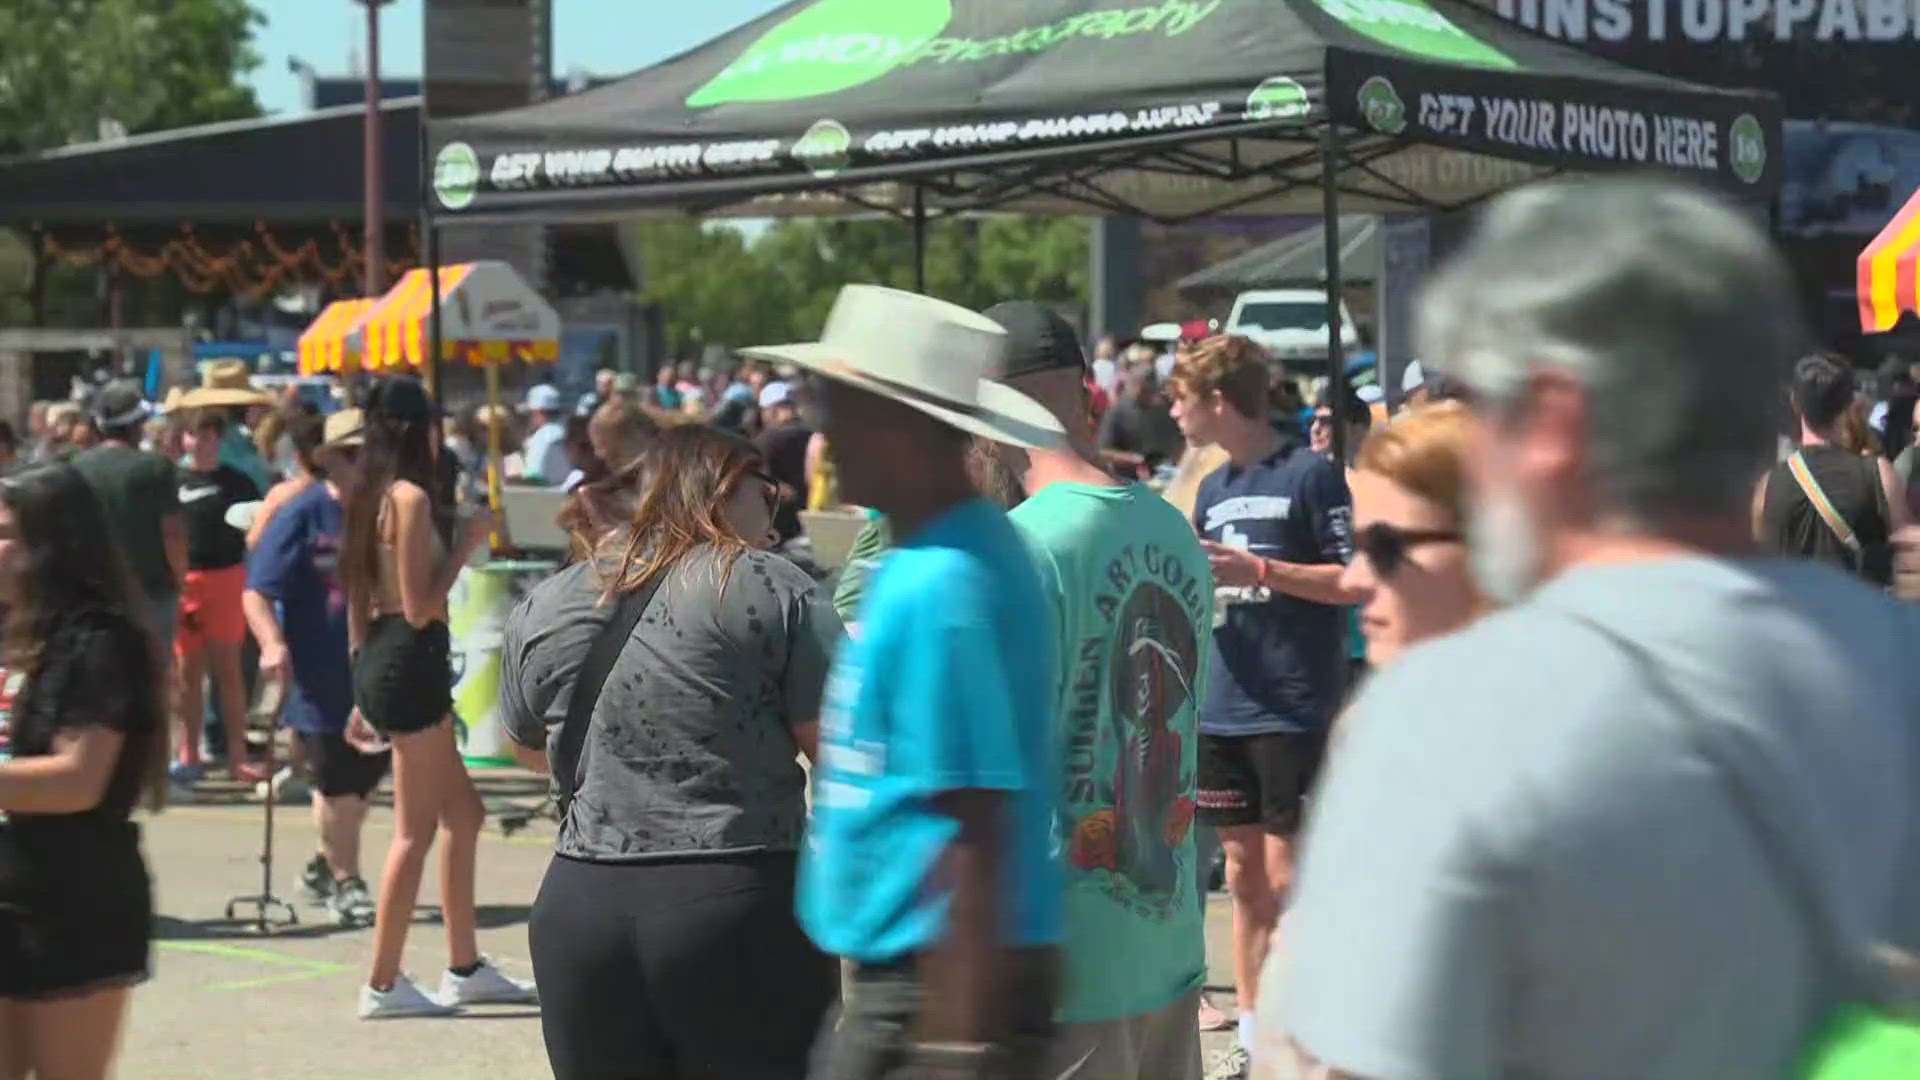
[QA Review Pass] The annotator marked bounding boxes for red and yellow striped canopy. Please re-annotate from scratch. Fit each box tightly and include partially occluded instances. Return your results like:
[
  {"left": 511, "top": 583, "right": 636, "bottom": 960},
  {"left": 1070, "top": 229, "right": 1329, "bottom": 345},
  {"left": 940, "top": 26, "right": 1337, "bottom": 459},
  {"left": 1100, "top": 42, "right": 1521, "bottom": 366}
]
[
  {"left": 296, "top": 297, "right": 376, "bottom": 375},
  {"left": 355, "top": 262, "right": 561, "bottom": 371},
  {"left": 1859, "top": 186, "right": 1920, "bottom": 334}
]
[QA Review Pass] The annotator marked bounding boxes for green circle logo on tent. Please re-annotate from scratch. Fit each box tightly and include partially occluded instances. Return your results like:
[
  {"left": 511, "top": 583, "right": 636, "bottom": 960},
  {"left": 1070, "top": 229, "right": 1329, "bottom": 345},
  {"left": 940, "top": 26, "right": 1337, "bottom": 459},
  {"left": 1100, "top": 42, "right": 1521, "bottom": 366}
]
[
  {"left": 1729, "top": 114, "right": 1766, "bottom": 185},
  {"left": 1246, "top": 77, "right": 1312, "bottom": 123},
  {"left": 1314, "top": 0, "right": 1516, "bottom": 69},
  {"left": 433, "top": 142, "right": 480, "bottom": 210},
  {"left": 793, "top": 120, "right": 854, "bottom": 178},
  {"left": 1358, "top": 77, "right": 1407, "bottom": 135},
  {"left": 687, "top": 0, "right": 953, "bottom": 109}
]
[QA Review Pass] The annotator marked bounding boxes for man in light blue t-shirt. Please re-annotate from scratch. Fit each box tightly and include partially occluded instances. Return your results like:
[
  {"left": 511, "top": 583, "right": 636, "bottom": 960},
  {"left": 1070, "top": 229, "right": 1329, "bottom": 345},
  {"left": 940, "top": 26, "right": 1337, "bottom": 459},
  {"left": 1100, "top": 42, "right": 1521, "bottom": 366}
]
[
  {"left": 986, "top": 303, "right": 1211, "bottom": 1080},
  {"left": 752, "top": 285, "right": 1067, "bottom": 1080}
]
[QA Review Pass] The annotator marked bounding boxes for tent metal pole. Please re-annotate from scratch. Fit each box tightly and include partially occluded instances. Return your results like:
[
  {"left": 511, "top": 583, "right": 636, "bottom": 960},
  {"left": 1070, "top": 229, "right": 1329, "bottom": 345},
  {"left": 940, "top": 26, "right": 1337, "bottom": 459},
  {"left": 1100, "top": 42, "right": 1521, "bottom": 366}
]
[
  {"left": 1321, "top": 123, "right": 1349, "bottom": 466},
  {"left": 911, "top": 187, "right": 928, "bottom": 293}
]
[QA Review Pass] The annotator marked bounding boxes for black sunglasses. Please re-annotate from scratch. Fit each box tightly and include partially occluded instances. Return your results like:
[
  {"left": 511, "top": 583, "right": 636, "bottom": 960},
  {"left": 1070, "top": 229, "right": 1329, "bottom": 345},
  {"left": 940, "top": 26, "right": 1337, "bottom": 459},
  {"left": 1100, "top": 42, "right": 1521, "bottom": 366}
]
[{"left": 1353, "top": 522, "right": 1462, "bottom": 577}]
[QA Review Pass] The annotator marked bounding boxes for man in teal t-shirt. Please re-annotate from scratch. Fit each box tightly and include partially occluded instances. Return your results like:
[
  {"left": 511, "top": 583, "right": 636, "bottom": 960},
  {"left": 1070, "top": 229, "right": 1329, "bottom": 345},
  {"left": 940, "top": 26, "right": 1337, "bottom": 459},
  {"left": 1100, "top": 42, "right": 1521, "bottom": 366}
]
[
  {"left": 768, "top": 285, "right": 1067, "bottom": 1080},
  {"left": 987, "top": 302, "right": 1212, "bottom": 1080}
]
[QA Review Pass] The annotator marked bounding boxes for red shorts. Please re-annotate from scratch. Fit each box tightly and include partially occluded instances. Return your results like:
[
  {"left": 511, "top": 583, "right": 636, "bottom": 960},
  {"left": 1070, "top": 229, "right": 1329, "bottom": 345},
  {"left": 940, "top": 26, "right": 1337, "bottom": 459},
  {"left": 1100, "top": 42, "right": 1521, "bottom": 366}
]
[{"left": 177, "top": 565, "right": 247, "bottom": 654}]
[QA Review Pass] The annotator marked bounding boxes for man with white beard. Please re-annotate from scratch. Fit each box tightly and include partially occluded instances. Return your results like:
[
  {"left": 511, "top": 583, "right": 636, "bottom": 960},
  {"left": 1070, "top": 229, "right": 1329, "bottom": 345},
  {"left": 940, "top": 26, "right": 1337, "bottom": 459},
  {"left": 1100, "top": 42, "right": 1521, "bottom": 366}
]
[{"left": 1260, "top": 177, "right": 1920, "bottom": 1079}]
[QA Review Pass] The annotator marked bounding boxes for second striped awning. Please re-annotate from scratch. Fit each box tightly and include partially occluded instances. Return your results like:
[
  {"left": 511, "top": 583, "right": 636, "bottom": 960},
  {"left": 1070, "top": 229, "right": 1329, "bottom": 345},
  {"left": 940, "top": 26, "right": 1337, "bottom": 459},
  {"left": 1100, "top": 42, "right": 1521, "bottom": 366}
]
[
  {"left": 349, "top": 261, "right": 561, "bottom": 371},
  {"left": 1859, "top": 186, "right": 1920, "bottom": 334}
]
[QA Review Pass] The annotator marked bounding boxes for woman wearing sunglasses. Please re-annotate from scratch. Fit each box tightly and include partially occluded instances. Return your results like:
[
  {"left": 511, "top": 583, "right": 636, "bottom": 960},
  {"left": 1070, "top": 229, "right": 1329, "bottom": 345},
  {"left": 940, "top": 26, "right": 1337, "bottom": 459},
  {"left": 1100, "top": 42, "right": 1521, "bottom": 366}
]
[
  {"left": 502, "top": 425, "right": 839, "bottom": 1080},
  {"left": 1340, "top": 402, "right": 1479, "bottom": 671}
]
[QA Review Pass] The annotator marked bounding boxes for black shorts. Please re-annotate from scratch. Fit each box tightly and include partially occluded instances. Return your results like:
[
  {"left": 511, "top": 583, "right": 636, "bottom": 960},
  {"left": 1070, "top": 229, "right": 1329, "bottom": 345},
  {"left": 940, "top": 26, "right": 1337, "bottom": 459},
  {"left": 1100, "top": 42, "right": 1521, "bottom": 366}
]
[
  {"left": 1197, "top": 730, "right": 1328, "bottom": 834},
  {"left": 299, "top": 732, "right": 390, "bottom": 799},
  {"left": 0, "top": 820, "right": 152, "bottom": 1000},
  {"left": 353, "top": 615, "right": 452, "bottom": 736}
]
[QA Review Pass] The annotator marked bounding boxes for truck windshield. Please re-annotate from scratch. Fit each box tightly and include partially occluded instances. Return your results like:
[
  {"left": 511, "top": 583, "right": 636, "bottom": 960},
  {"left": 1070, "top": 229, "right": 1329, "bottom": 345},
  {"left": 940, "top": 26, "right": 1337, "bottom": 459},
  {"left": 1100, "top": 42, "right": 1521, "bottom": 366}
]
[{"left": 1235, "top": 301, "right": 1325, "bottom": 332}]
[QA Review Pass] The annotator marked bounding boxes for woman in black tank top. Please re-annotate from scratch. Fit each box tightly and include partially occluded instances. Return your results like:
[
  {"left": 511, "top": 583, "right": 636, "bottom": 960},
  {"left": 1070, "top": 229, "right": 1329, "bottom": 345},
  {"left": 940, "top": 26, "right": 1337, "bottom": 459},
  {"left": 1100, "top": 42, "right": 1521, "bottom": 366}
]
[{"left": 340, "top": 377, "right": 534, "bottom": 1019}]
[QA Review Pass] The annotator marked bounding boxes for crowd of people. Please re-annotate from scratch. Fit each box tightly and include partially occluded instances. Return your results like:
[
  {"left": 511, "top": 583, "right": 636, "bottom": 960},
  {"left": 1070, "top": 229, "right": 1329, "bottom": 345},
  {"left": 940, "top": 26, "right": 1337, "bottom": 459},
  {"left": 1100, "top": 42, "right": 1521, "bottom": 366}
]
[{"left": 1, "top": 175, "right": 1918, "bottom": 1080}]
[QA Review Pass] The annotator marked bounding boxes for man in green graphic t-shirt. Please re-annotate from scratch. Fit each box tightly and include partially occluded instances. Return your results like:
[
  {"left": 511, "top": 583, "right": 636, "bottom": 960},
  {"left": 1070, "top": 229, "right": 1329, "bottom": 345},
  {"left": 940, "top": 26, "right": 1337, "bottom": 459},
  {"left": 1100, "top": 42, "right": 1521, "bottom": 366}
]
[{"left": 985, "top": 302, "right": 1213, "bottom": 1080}]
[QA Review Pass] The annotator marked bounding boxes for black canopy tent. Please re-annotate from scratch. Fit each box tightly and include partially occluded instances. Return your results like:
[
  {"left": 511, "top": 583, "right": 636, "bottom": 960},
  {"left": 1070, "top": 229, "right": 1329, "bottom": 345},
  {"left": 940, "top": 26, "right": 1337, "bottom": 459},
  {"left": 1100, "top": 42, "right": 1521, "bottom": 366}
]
[{"left": 423, "top": 0, "right": 1784, "bottom": 455}]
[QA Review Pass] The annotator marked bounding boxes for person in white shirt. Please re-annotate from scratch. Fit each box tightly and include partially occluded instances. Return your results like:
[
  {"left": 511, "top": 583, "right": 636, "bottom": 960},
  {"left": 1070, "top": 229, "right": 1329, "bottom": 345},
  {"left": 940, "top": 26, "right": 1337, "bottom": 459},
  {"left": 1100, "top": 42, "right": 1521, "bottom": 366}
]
[{"left": 518, "top": 384, "right": 569, "bottom": 485}]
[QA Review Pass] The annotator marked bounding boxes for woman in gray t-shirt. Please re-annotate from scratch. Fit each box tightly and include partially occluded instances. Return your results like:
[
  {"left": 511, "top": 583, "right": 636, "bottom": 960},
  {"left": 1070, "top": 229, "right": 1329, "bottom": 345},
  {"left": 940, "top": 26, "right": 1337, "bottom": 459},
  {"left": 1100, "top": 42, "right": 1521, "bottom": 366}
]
[{"left": 503, "top": 425, "right": 841, "bottom": 1080}]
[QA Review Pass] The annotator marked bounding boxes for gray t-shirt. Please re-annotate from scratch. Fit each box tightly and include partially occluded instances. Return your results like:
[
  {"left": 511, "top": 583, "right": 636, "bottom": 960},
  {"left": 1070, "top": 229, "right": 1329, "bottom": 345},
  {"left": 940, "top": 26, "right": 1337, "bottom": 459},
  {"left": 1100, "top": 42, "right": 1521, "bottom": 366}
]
[
  {"left": 1269, "top": 556, "right": 1920, "bottom": 1080},
  {"left": 501, "top": 545, "right": 842, "bottom": 862}
]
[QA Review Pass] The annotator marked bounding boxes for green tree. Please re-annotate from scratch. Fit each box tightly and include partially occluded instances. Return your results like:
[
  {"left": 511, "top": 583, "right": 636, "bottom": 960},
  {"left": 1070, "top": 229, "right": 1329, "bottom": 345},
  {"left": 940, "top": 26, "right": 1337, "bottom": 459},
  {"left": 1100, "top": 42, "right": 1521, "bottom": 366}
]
[{"left": 0, "top": 0, "right": 262, "bottom": 156}]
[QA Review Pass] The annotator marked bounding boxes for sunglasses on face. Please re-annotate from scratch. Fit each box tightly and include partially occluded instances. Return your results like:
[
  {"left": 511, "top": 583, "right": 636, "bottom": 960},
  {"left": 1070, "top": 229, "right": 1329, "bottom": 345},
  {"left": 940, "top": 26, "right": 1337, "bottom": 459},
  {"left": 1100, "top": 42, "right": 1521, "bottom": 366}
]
[{"left": 1353, "top": 522, "right": 1462, "bottom": 577}]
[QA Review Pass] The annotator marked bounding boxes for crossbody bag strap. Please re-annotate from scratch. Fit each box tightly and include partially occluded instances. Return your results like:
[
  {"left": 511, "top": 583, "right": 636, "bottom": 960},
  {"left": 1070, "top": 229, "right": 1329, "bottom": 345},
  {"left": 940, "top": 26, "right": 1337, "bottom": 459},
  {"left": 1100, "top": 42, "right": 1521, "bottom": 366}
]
[
  {"left": 1565, "top": 613, "right": 1871, "bottom": 1005},
  {"left": 1789, "top": 451, "right": 1862, "bottom": 555},
  {"left": 556, "top": 574, "right": 665, "bottom": 813}
]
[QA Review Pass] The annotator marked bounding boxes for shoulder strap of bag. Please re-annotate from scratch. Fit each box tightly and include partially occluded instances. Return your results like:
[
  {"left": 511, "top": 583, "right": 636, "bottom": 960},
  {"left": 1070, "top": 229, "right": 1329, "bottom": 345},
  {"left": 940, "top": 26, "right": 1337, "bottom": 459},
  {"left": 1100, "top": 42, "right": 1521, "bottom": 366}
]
[
  {"left": 1789, "top": 451, "right": 1862, "bottom": 555},
  {"left": 1566, "top": 612, "right": 1872, "bottom": 1005},
  {"left": 556, "top": 574, "right": 665, "bottom": 811}
]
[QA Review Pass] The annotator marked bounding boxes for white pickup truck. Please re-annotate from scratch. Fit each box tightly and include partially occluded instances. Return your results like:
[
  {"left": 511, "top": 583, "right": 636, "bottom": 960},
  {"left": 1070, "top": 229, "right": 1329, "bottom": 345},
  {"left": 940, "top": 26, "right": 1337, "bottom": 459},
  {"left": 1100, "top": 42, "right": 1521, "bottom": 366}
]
[{"left": 1224, "top": 288, "right": 1359, "bottom": 372}]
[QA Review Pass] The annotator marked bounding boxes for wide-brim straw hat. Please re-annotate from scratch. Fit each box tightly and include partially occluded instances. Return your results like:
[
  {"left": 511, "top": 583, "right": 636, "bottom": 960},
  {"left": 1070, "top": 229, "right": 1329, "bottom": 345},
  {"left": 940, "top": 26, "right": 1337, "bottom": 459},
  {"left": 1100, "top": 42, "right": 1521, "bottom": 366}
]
[
  {"left": 740, "top": 285, "right": 1064, "bottom": 450},
  {"left": 158, "top": 386, "right": 189, "bottom": 415},
  {"left": 177, "top": 358, "right": 273, "bottom": 410},
  {"left": 322, "top": 408, "right": 365, "bottom": 448}
]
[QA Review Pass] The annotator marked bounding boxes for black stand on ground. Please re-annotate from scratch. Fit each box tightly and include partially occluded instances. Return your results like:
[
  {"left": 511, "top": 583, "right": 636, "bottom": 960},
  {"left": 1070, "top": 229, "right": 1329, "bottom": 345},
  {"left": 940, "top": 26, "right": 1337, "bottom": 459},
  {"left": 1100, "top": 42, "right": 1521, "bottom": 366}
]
[{"left": 225, "top": 728, "right": 297, "bottom": 932}]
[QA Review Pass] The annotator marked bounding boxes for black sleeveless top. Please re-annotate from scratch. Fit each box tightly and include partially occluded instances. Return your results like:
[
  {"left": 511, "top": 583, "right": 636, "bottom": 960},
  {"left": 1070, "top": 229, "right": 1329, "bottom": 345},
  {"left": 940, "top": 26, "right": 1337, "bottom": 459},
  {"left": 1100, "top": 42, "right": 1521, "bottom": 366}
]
[{"left": 1761, "top": 444, "right": 1892, "bottom": 585}]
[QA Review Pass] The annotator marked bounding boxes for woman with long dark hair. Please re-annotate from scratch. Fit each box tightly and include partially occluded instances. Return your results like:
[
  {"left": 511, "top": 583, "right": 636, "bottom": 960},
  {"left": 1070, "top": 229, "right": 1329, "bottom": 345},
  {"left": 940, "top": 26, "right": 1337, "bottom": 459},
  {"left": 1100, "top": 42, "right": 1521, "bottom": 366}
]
[
  {"left": 340, "top": 377, "right": 535, "bottom": 1019},
  {"left": 503, "top": 424, "right": 840, "bottom": 1079},
  {"left": 0, "top": 462, "right": 166, "bottom": 1080}
]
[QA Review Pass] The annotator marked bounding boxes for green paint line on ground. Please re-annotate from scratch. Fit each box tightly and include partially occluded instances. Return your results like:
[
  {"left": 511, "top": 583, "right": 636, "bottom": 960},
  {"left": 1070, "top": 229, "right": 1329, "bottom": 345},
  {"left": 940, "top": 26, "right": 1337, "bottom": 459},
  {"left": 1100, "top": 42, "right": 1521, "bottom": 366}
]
[
  {"left": 156, "top": 939, "right": 340, "bottom": 971},
  {"left": 209, "top": 966, "right": 349, "bottom": 992}
]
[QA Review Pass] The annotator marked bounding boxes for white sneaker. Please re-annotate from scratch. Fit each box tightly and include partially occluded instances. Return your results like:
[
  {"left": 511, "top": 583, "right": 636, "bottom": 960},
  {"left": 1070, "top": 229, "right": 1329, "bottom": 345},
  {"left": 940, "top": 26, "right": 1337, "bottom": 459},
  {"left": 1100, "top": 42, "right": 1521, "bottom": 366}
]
[
  {"left": 358, "top": 975, "right": 458, "bottom": 1019},
  {"left": 438, "top": 959, "right": 537, "bottom": 1007}
]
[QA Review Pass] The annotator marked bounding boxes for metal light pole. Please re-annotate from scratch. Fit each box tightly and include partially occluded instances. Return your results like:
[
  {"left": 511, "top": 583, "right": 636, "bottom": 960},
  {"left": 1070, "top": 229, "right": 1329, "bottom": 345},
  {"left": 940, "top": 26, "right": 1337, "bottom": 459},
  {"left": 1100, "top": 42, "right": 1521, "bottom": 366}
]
[{"left": 359, "top": 0, "right": 395, "bottom": 297}]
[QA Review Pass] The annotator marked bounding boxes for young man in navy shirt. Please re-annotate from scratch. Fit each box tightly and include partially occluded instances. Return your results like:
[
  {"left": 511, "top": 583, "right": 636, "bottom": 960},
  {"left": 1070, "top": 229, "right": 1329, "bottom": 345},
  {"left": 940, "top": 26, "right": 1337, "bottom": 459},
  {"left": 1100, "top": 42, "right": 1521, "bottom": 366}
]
[{"left": 1169, "top": 336, "right": 1360, "bottom": 1079}]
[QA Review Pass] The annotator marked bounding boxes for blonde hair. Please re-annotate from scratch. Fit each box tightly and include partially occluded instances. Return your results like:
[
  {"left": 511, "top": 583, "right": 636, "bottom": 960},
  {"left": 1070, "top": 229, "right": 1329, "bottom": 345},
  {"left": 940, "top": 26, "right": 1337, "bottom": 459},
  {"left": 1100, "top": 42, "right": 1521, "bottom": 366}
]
[{"left": 1353, "top": 401, "right": 1472, "bottom": 524}]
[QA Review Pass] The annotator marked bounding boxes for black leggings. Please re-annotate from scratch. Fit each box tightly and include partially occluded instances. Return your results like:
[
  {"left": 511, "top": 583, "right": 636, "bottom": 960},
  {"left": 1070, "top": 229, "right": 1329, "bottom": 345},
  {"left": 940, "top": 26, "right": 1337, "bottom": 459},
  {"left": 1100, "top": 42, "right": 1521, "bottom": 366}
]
[{"left": 529, "top": 851, "right": 835, "bottom": 1080}]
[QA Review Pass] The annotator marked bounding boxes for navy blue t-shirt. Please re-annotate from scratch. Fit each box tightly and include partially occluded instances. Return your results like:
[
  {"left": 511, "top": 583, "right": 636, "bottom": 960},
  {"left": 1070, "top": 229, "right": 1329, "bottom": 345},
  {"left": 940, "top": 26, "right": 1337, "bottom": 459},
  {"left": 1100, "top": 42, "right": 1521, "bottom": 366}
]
[
  {"left": 1192, "top": 439, "right": 1352, "bottom": 735},
  {"left": 245, "top": 483, "right": 352, "bottom": 735}
]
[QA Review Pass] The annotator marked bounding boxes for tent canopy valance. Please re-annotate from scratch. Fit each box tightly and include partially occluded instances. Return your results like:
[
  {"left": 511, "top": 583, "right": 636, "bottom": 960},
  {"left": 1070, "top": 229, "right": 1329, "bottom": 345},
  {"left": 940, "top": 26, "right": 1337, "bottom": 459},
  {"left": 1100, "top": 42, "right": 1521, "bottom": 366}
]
[
  {"left": 348, "top": 261, "right": 560, "bottom": 371},
  {"left": 297, "top": 297, "right": 377, "bottom": 375},
  {"left": 1860, "top": 186, "right": 1920, "bottom": 334},
  {"left": 426, "top": 0, "right": 1783, "bottom": 225}
]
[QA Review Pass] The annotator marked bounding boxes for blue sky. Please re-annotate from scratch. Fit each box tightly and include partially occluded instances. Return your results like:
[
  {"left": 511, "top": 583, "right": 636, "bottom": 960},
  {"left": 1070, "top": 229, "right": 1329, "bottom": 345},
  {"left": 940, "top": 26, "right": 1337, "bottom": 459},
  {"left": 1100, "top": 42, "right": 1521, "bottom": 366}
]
[{"left": 248, "top": 0, "right": 786, "bottom": 115}]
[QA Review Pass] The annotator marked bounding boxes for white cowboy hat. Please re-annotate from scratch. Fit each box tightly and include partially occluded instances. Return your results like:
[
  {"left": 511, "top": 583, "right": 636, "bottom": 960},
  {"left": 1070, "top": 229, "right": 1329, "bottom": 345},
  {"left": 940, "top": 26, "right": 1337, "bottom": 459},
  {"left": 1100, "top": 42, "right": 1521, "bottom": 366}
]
[
  {"left": 740, "top": 285, "right": 1064, "bottom": 449},
  {"left": 178, "top": 358, "right": 273, "bottom": 410}
]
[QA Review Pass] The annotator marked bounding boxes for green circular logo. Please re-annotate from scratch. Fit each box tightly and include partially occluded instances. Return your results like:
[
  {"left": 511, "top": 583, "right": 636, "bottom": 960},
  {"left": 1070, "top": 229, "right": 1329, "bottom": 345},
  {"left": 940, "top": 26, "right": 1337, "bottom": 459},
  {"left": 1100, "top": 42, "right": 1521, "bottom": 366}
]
[
  {"left": 1246, "top": 77, "right": 1312, "bottom": 123},
  {"left": 433, "top": 142, "right": 481, "bottom": 210},
  {"left": 688, "top": 0, "right": 953, "bottom": 108},
  {"left": 1358, "top": 77, "right": 1407, "bottom": 136},
  {"left": 1729, "top": 114, "right": 1766, "bottom": 185},
  {"left": 793, "top": 120, "right": 854, "bottom": 178}
]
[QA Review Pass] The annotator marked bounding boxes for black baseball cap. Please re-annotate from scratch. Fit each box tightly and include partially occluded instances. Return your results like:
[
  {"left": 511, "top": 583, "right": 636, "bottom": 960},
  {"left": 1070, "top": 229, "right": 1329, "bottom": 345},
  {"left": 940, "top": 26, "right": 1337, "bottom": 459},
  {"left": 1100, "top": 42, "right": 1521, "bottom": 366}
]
[
  {"left": 365, "top": 376, "right": 435, "bottom": 423},
  {"left": 983, "top": 301, "right": 1087, "bottom": 380}
]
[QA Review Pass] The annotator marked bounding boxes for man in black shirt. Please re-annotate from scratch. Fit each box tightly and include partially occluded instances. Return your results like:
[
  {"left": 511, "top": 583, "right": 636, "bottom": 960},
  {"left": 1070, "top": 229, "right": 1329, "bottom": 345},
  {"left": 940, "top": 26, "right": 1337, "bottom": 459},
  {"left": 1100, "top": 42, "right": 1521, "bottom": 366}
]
[
  {"left": 752, "top": 381, "right": 814, "bottom": 546},
  {"left": 1098, "top": 368, "right": 1185, "bottom": 476},
  {"left": 176, "top": 408, "right": 264, "bottom": 782}
]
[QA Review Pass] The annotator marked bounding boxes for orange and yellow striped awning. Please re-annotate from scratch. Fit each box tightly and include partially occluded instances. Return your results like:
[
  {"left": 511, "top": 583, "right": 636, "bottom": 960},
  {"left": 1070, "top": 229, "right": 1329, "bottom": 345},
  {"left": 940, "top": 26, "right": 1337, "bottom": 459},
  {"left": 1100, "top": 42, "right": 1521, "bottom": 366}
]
[
  {"left": 1860, "top": 186, "right": 1920, "bottom": 334},
  {"left": 296, "top": 297, "right": 376, "bottom": 375},
  {"left": 356, "top": 262, "right": 561, "bottom": 371}
]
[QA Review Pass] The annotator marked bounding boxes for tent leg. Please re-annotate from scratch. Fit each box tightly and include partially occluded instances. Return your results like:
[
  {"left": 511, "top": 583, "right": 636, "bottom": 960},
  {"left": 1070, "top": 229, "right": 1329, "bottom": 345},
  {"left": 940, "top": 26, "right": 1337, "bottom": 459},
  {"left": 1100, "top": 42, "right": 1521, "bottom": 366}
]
[
  {"left": 420, "top": 123, "right": 444, "bottom": 403},
  {"left": 912, "top": 188, "right": 928, "bottom": 294},
  {"left": 1321, "top": 124, "right": 1348, "bottom": 464}
]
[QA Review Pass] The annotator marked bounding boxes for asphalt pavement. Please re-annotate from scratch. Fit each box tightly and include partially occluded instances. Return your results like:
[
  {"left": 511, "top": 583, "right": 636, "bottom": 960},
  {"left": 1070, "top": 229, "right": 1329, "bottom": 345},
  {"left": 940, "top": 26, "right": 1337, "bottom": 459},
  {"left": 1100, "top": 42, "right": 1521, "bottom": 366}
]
[{"left": 122, "top": 773, "right": 1239, "bottom": 1079}]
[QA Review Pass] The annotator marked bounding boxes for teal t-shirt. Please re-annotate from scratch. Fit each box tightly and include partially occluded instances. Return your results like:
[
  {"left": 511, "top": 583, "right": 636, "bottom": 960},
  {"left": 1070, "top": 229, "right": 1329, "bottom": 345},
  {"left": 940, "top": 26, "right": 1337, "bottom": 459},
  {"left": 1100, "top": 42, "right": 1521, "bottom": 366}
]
[
  {"left": 799, "top": 498, "right": 1063, "bottom": 961},
  {"left": 1009, "top": 481, "right": 1212, "bottom": 1023}
]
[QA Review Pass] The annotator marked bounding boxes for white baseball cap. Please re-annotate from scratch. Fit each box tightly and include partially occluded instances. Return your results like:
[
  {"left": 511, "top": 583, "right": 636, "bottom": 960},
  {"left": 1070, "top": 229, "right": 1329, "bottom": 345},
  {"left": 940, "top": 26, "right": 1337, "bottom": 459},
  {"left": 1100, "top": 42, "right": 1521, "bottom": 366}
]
[
  {"left": 525, "top": 384, "right": 562, "bottom": 412},
  {"left": 759, "top": 381, "right": 793, "bottom": 409},
  {"left": 1401, "top": 360, "right": 1427, "bottom": 394}
]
